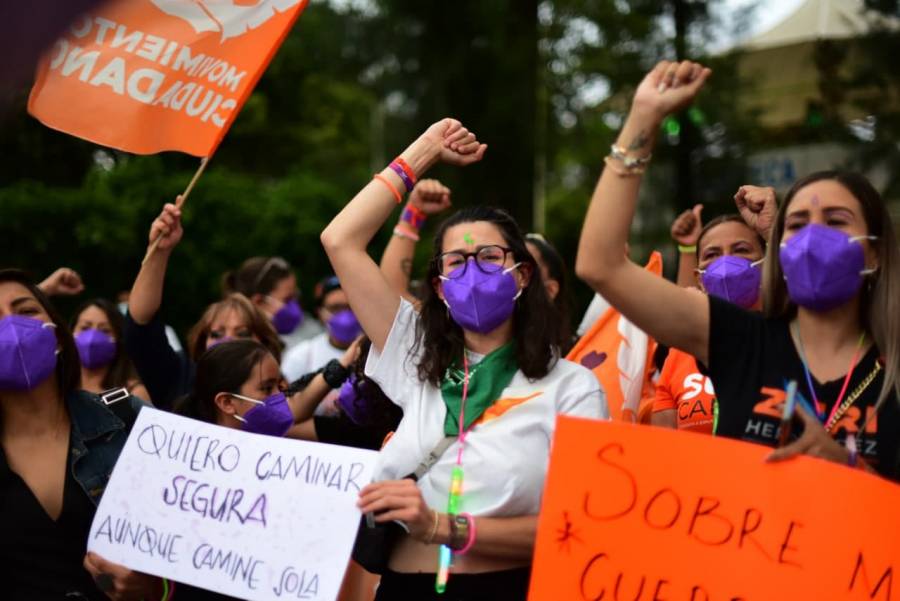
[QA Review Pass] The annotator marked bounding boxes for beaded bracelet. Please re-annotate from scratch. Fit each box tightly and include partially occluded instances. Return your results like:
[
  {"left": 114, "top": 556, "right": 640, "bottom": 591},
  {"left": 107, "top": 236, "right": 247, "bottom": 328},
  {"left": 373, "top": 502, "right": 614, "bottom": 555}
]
[
  {"left": 609, "top": 144, "right": 652, "bottom": 169},
  {"left": 373, "top": 173, "right": 403, "bottom": 204},
  {"left": 603, "top": 156, "right": 645, "bottom": 177}
]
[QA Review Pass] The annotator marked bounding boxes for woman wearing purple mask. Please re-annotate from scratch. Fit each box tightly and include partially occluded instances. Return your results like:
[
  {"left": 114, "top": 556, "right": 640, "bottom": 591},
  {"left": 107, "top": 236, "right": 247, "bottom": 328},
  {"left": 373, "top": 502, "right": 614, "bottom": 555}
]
[
  {"left": 71, "top": 298, "right": 148, "bottom": 402},
  {"left": 174, "top": 339, "right": 299, "bottom": 438},
  {"left": 652, "top": 210, "right": 767, "bottom": 433},
  {"left": 321, "top": 118, "right": 605, "bottom": 600},
  {"left": 0, "top": 269, "right": 158, "bottom": 600},
  {"left": 222, "top": 256, "right": 322, "bottom": 349},
  {"left": 280, "top": 276, "right": 364, "bottom": 407},
  {"left": 576, "top": 59, "right": 900, "bottom": 481}
]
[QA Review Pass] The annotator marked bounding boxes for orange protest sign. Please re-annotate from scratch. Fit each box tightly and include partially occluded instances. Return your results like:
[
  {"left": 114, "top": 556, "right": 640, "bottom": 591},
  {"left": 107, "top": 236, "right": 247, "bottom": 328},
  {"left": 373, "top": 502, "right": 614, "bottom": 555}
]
[
  {"left": 529, "top": 417, "right": 900, "bottom": 601},
  {"left": 567, "top": 252, "right": 662, "bottom": 422},
  {"left": 28, "top": 0, "right": 309, "bottom": 156}
]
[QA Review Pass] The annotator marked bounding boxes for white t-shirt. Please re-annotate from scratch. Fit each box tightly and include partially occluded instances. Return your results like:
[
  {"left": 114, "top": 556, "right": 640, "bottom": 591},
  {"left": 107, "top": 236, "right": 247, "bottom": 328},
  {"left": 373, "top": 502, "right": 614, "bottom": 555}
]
[
  {"left": 281, "top": 332, "right": 344, "bottom": 382},
  {"left": 281, "top": 332, "right": 345, "bottom": 415},
  {"left": 366, "top": 300, "right": 608, "bottom": 517},
  {"left": 279, "top": 312, "right": 324, "bottom": 351}
]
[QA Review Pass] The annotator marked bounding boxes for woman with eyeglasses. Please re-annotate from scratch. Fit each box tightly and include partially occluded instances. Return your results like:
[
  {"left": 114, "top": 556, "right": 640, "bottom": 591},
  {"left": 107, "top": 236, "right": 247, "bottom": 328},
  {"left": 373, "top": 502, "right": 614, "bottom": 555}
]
[
  {"left": 124, "top": 200, "right": 284, "bottom": 411},
  {"left": 222, "top": 256, "right": 322, "bottom": 350},
  {"left": 575, "top": 60, "right": 900, "bottom": 480},
  {"left": 320, "top": 118, "right": 606, "bottom": 600}
]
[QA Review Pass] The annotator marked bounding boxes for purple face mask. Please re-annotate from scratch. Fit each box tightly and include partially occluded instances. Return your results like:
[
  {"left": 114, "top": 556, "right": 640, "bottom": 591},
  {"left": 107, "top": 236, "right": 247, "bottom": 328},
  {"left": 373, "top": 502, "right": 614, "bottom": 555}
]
[
  {"left": 337, "top": 376, "right": 372, "bottom": 425},
  {"left": 75, "top": 328, "right": 117, "bottom": 369},
  {"left": 440, "top": 260, "right": 521, "bottom": 334},
  {"left": 327, "top": 309, "right": 361, "bottom": 345},
  {"left": 779, "top": 223, "right": 877, "bottom": 312},
  {"left": 232, "top": 391, "right": 294, "bottom": 437},
  {"left": 0, "top": 315, "right": 58, "bottom": 391},
  {"left": 271, "top": 298, "right": 303, "bottom": 335},
  {"left": 699, "top": 256, "right": 762, "bottom": 309}
]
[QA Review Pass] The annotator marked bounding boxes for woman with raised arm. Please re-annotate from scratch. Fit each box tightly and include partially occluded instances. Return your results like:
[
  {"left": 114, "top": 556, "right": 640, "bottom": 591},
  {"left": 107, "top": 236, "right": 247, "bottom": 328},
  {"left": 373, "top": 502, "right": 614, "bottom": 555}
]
[
  {"left": 576, "top": 60, "right": 900, "bottom": 480},
  {"left": 321, "top": 119, "right": 606, "bottom": 600},
  {"left": 652, "top": 209, "right": 766, "bottom": 433},
  {"left": 124, "top": 201, "right": 283, "bottom": 410}
]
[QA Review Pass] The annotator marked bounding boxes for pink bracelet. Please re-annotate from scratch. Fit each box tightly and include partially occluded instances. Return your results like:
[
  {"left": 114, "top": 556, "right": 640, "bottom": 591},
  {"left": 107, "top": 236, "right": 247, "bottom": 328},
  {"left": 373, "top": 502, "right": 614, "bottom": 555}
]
[{"left": 456, "top": 513, "right": 476, "bottom": 555}]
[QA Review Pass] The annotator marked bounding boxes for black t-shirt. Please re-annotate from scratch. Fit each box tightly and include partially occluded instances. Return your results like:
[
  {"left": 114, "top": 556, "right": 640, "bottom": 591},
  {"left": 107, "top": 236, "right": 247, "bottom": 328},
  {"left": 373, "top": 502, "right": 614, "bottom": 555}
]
[
  {"left": 706, "top": 296, "right": 900, "bottom": 481},
  {"left": 1, "top": 447, "right": 105, "bottom": 601}
]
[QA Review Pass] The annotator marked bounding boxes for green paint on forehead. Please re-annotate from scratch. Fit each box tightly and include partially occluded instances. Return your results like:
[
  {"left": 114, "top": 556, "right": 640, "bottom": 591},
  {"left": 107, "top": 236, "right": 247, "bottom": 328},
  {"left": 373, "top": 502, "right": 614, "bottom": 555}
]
[{"left": 463, "top": 233, "right": 475, "bottom": 245}]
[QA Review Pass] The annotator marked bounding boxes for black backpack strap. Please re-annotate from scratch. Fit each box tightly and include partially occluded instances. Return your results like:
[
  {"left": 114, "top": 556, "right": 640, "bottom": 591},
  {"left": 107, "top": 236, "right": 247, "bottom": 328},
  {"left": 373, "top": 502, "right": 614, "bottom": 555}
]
[{"left": 99, "top": 387, "right": 139, "bottom": 430}]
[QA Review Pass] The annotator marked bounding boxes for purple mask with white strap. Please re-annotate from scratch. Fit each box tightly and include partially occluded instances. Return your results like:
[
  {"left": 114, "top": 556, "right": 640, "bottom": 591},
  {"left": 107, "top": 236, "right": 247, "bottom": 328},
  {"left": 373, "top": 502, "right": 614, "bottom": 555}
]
[
  {"left": 0, "top": 315, "right": 58, "bottom": 391},
  {"left": 699, "top": 256, "right": 762, "bottom": 309},
  {"left": 75, "top": 328, "right": 117, "bottom": 369},
  {"left": 779, "top": 224, "right": 877, "bottom": 312}
]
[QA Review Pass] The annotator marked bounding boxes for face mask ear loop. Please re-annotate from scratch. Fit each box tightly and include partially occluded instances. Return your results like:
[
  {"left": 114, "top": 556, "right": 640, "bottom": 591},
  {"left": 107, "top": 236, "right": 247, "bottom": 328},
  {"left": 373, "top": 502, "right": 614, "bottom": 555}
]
[
  {"left": 229, "top": 393, "right": 264, "bottom": 406},
  {"left": 751, "top": 258, "right": 765, "bottom": 268},
  {"left": 233, "top": 414, "right": 248, "bottom": 424}
]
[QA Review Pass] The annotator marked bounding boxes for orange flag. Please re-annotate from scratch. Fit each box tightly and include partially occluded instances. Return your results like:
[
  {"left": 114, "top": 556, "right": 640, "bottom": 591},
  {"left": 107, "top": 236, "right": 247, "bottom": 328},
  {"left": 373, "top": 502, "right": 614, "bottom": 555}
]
[
  {"left": 567, "top": 251, "right": 662, "bottom": 423},
  {"left": 28, "top": 0, "right": 309, "bottom": 156},
  {"left": 529, "top": 417, "right": 900, "bottom": 601}
]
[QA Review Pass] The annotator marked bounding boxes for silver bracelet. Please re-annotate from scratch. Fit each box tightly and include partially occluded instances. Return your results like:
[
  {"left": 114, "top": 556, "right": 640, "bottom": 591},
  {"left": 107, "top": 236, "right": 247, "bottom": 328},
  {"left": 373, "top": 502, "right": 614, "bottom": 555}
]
[{"left": 609, "top": 144, "right": 652, "bottom": 170}]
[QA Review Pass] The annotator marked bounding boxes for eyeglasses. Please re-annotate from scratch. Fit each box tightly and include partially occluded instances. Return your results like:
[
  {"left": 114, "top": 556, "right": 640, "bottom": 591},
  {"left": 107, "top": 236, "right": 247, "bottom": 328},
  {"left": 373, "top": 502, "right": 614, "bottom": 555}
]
[{"left": 437, "top": 245, "right": 514, "bottom": 279}]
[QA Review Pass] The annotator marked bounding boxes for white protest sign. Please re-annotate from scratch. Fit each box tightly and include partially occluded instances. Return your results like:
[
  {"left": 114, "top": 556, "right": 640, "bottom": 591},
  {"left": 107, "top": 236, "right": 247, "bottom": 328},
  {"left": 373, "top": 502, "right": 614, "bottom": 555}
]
[{"left": 88, "top": 407, "right": 378, "bottom": 601}]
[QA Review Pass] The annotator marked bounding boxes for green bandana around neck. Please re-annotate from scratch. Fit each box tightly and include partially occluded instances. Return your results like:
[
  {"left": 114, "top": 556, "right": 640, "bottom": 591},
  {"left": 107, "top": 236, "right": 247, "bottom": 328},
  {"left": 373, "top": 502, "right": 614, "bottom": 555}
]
[{"left": 440, "top": 342, "right": 518, "bottom": 436}]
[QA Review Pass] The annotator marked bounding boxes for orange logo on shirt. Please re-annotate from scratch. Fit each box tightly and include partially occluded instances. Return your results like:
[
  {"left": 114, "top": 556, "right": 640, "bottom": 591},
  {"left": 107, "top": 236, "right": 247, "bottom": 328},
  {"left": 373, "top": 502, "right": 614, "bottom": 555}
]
[{"left": 474, "top": 392, "right": 543, "bottom": 426}]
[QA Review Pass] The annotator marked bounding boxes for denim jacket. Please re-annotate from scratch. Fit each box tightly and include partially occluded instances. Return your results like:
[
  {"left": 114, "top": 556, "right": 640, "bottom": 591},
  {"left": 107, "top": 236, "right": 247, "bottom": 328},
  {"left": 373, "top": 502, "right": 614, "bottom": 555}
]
[{"left": 66, "top": 389, "right": 145, "bottom": 506}]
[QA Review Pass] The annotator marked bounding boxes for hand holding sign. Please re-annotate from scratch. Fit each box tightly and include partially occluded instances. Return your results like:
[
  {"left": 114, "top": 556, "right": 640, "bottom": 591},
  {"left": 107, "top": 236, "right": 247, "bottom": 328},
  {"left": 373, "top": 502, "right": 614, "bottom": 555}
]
[
  {"left": 88, "top": 408, "right": 378, "bottom": 601},
  {"left": 83, "top": 552, "right": 160, "bottom": 601},
  {"left": 529, "top": 417, "right": 900, "bottom": 601}
]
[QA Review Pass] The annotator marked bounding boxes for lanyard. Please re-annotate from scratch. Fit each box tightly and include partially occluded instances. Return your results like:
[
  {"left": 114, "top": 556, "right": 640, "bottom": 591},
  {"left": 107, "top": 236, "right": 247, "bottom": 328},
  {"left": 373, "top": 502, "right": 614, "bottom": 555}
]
[
  {"left": 792, "top": 321, "right": 865, "bottom": 427},
  {"left": 437, "top": 353, "right": 471, "bottom": 594}
]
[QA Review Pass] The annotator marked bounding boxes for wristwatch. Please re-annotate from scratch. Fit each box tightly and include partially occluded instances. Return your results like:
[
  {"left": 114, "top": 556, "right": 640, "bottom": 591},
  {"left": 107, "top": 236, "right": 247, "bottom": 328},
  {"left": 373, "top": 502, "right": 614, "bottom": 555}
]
[
  {"left": 322, "top": 359, "right": 349, "bottom": 389},
  {"left": 449, "top": 513, "right": 470, "bottom": 551}
]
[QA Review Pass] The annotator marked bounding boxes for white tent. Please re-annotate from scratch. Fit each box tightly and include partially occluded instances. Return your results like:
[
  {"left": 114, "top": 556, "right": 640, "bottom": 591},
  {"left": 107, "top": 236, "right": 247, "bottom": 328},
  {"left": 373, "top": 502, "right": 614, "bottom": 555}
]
[
  {"left": 743, "top": 0, "right": 897, "bottom": 50},
  {"left": 736, "top": 0, "right": 898, "bottom": 129}
]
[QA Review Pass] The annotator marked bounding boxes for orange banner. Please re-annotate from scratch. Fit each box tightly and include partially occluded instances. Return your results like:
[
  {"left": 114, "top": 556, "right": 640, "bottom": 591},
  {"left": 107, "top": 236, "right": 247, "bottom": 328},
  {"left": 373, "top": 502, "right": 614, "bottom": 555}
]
[
  {"left": 567, "top": 252, "right": 662, "bottom": 422},
  {"left": 28, "top": 0, "right": 309, "bottom": 156},
  {"left": 530, "top": 417, "right": 900, "bottom": 601}
]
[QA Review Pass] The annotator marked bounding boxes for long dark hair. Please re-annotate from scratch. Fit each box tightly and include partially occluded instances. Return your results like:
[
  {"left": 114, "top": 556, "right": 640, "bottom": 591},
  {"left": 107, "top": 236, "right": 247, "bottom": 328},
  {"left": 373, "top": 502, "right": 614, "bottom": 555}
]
[
  {"left": 414, "top": 206, "right": 560, "bottom": 386},
  {"left": 222, "top": 256, "right": 293, "bottom": 298},
  {"left": 526, "top": 233, "right": 573, "bottom": 351},
  {"left": 761, "top": 170, "right": 900, "bottom": 409},
  {"left": 174, "top": 339, "right": 272, "bottom": 423},
  {"left": 0, "top": 269, "right": 80, "bottom": 398},
  {"left": 71, "top": 298, "right": 140, "bottom": 391}
]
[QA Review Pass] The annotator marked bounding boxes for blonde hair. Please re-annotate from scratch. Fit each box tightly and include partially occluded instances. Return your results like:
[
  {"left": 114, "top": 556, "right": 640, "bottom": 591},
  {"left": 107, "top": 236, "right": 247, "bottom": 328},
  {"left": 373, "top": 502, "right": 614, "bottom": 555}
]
[
  {"left": 761, "top": 171, "right": 900, "bottom": 413},
  {"left": 186, "top": 293, "right": 284, "bottom": 362}
]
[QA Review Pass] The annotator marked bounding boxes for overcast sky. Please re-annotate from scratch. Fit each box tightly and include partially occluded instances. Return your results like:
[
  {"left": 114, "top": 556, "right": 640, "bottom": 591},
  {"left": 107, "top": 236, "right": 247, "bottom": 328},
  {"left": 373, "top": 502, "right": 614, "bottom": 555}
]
[{"left": 721, "top": 0, "right": 806, "bottom": 38}]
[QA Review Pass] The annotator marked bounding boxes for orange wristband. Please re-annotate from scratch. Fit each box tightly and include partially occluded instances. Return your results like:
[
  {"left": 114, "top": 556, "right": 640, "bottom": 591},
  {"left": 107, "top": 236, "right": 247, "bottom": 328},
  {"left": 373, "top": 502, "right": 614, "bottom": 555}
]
[{"left": 372, "top": 173, "right": 403, "bottom": 204}]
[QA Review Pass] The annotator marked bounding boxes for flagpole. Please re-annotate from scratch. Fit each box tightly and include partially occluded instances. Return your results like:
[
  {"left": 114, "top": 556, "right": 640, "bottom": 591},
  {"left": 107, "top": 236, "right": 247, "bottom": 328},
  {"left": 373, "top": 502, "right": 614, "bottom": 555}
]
[{"left": 142, "top": 156, "right": 209, "bottom": 265}]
